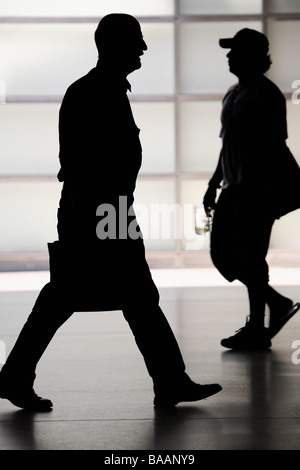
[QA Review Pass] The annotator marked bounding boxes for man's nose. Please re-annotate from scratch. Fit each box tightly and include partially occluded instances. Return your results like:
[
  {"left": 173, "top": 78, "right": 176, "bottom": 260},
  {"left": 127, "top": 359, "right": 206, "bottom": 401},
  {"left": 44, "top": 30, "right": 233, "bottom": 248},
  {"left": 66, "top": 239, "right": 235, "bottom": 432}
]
[{"left": 142, "top": 39, "right": 148, "bottom": 51}]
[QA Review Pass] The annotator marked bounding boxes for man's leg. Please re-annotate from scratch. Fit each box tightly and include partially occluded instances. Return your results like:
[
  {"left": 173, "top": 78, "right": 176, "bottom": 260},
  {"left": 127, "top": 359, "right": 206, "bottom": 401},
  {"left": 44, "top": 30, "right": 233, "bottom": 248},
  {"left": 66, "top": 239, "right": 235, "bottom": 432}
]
[
  {"left": 121, "top": 254, "right": 222, "bottom": 406},
  {"left": 122, "top": 303, "right": 185, "bottom": 382},
  {"left": 123, "top": 302, "right": 221, "bottom": 406},
  {"left": 0, "top": 282, "right": 74, "bottom": 409}
]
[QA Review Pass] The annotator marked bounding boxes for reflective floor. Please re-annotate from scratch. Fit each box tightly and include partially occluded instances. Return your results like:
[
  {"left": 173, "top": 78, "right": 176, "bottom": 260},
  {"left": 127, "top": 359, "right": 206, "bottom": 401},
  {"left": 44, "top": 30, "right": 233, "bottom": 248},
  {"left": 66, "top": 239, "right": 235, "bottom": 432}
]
[{"left": 0, "top": 270, "right": 300, "bottom": 451}]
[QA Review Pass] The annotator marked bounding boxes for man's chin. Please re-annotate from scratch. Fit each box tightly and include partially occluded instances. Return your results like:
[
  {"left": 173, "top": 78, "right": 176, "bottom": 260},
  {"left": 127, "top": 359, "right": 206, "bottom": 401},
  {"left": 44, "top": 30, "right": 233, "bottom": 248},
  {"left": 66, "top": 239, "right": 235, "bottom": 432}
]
[
  {"left": 135, "top": 58, "right": 142, "bottom": 68},
  {"left": 229, "top": 66, "right": 238, "bottom": 76},
  {"left": 127, "top": 60, "right": 142, "bottom": 74}
]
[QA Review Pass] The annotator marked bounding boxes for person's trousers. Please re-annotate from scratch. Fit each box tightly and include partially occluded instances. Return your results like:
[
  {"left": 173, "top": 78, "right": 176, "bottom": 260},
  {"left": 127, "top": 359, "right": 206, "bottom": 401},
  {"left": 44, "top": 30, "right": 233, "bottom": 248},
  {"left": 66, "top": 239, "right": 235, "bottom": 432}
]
[
  {"left": 210, "top": 187, "right": 275, "bottom": 286},
  {"left": 210, "top": 187, "right": 275, "bottom": 325},
  {"left": 2, "top": 280, "right": 186, "bottom": 389}
]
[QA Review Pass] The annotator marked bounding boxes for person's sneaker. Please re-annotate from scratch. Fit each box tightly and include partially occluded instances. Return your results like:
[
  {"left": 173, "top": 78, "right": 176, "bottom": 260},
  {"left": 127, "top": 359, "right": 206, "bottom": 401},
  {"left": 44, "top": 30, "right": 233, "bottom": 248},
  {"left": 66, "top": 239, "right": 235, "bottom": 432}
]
[
  {"left": 153, "top": 373, "right": 222, "bottom": 407},
  {"left": 221, "top": 319, "right": 271, "bottom": 350},
  {"left": 269, "top": 302, "right": 300, "bottom": 339}
]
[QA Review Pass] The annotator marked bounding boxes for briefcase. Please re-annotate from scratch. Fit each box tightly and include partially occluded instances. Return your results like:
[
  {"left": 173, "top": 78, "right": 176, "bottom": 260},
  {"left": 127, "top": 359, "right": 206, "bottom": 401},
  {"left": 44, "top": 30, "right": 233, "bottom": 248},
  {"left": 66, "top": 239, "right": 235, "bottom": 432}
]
[{"left": 47, "top": 240, "right": 122, "bottom": 312}]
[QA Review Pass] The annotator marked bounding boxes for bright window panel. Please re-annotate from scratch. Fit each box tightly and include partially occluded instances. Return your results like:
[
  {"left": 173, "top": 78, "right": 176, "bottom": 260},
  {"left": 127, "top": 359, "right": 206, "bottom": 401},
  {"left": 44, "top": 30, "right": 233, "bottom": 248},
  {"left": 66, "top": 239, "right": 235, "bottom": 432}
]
[
  {"left": 0, "top": 22, "right": 174, "bottom": 98},
  {"left": 180, "top": 101, "right": 222, "bottom": 172},
  {"left": 266, "top": 21, "right": 300, "bottom": 93},
  {"left": 0, "top": 0, "right": 174, "bottom": 16},
  {"left": 179, "top": 0, "right": 262, "bottom": 15},
  {"left": 0, "top": 181, "right": 61, "bottom": 252},
  {"left": 133, "top": 180, "right": 176, "bottom": 250},
  {"left": 0, "top": 23, "right": 97, "bottom": 99},
  {"left": 0, "top": 179, "right": 178, "bottom": 253},
  {"left": 0, "top": 104, "right": 60, "bottom": 175},
  {"left": 180, "top": 21, "right": 262, "bottom": 94},
  {"left": 131, "top": 102, "right": 175, "bottom": 174},
  {"left": 129, "top": 23, "right": 175, "bottom": 95},
  {"left": 180, "top": 179, "right": 211, "bottom": 251},
  {"left": 266, "top": 0, "right": 300, "bottom": 13},
  {"left": 0, "top": 102, "right": 177, "bottom": 177}
]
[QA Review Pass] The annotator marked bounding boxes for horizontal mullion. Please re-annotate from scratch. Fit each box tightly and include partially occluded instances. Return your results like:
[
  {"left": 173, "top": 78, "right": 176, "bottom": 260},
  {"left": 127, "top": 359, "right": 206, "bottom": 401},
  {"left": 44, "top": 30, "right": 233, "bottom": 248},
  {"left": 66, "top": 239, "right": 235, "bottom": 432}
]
[
  {"left": 1, "top": 14, "right": 300, "bottom": 24},
  {"left": 4, "top": 94, "right": 225, "bottom": 104},
  {"left": 5, "top": 91, "right": 293, "bottom": 104},
  {"left": 0, "top": 173, "right": 212, "bottom": 182},
  {"left": 178, "top": 94, "right": 224, "bottom": 101},
  {"left": 178, "top": 14, "right": 263, "bottom": 22},
  {"left": 0, "top": 16, "right": 176, "bottom": 24},
  {"left": 5, "top": 95, "right": 176, "bottom": 104},
  {"left": 0, "top": 175, "right": 59, "bottom": 182}
]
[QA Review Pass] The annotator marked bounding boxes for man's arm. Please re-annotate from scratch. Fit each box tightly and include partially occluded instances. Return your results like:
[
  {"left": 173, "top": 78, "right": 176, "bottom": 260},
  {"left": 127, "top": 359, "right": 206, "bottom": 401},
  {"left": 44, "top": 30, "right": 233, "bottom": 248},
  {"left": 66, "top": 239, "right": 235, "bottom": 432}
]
[{"left": 203, "top": 151, "right": 223, "bottom": 216}]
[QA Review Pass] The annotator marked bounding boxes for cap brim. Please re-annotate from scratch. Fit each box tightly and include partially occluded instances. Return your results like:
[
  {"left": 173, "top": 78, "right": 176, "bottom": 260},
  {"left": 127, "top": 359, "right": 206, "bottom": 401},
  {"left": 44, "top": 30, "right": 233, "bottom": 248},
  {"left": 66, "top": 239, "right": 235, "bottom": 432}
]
[{"left": 219, "top": 38, "right": 233, "bottom": 48}]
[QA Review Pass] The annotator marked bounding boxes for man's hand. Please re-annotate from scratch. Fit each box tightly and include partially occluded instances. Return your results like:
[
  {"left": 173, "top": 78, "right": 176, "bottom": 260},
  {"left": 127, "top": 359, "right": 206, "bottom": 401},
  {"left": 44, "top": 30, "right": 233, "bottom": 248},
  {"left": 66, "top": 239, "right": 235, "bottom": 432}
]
[{"left": 203, "top": 185, "right": 217, "bottom": 216}]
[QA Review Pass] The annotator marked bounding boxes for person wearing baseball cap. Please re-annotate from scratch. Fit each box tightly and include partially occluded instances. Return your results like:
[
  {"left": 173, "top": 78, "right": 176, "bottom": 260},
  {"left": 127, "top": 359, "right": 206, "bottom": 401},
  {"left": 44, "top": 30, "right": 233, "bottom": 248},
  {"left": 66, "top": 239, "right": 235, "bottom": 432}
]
[
  {"left": 219, "top": 28, "right": 271, "bottom": 79},
  {"left": 203, "top": 28, "right": 300, "bottom": 350},
  {"left": 219, "top": 28, "right": 269, "bottom": 53}
]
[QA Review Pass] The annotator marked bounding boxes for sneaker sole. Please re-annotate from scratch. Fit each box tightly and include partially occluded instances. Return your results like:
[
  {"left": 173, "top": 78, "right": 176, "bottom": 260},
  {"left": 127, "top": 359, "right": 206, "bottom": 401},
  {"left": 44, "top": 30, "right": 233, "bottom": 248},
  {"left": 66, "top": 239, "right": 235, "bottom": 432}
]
[
  {"left": 269, "top": 302, "right": 300, "bottom": 339},
  {"left": 220, "top": 340, "right": 271, "bottom": 350}
]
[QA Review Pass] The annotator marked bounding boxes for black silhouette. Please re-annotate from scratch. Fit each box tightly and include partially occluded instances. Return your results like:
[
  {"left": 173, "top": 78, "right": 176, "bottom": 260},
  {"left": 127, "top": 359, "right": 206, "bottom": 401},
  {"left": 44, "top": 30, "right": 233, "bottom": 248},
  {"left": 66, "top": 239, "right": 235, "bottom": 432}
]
[
  {"left": 203, "top": 28, "right": 300, "bottom": 350},
  {"left": 0, "top": 14, "right": 221, "bottom": 410}
]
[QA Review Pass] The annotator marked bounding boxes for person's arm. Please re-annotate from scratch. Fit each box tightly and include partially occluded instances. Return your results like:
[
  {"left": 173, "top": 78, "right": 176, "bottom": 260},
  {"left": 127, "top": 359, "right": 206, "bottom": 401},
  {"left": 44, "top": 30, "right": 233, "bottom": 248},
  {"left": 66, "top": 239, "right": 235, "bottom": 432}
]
[
  {"left": 203, "top": 151, "right": 223, "bottom": 216},
  {"left": 209, "top": 151, "right": 223, "bottom": 189}
]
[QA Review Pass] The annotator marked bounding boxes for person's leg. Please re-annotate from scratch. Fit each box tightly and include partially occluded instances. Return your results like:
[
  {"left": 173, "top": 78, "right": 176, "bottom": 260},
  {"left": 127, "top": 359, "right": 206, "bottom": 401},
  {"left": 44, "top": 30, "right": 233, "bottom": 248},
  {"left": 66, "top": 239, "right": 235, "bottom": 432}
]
[
  {"left": 266, "top": 286, "right": 292, "bottom": 311},
  {"left": 123, "top": 301, "right": 221, "bottom": 406},
  {"left": 246, "top": 283, "right": 267, "bottom": 329},
  {"left": 266, "top": 286, "right": 300, "bottom": 338},
  {"left": 121, "top": 245, "right": 222, "bottom": 406},
  {"left": 245, "top": 216, "right": 274, "bottom": 326},
  {"left": 220, "top": 210, "right": 274, "bottom": 349},
  {"left": 0, "top": 282, "right": 74, "bottom": 409},
  {"left": 122, "top": 303, "right": 185, "bottom": 383}
]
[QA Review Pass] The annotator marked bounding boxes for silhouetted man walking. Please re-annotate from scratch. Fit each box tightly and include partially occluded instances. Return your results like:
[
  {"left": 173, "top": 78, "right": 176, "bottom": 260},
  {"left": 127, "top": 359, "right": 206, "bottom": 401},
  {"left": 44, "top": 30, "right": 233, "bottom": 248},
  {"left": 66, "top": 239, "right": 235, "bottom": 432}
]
[
  {"left": 203, "top": 28, "right": 300, "bottom": 350},
  {"left": 0, "top": 14, "right": 221, "bottom": 410}
]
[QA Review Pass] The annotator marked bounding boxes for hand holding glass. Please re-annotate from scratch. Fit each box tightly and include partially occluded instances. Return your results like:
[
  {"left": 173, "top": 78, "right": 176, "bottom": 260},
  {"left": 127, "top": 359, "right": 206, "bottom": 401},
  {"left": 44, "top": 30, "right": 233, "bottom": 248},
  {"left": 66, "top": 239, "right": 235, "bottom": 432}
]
[{"left": 195, "top": 204, "right": 212, "bottom": 235}]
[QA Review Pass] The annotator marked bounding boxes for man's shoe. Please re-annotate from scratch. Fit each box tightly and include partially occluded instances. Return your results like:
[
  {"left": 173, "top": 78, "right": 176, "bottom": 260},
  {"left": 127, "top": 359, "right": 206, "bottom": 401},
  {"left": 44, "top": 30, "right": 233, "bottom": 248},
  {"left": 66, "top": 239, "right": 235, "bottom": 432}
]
[
  {"left": 154, "top": 374, "right": 222, "bottom": 407},
  {"left": 0, "top": 387, "right": 53, "bottom": 411},
  {"left": 0, "top": 368, "right": 53, "bottom": 411},
  {"left": 221, "top": 319, "right": 271, "bottom": 350},
  {"left": 269, "top": 302, "right": 300, "bottom": 339},
  {"left": 0, "top": 366, "right": 53, "bottom": 411}
]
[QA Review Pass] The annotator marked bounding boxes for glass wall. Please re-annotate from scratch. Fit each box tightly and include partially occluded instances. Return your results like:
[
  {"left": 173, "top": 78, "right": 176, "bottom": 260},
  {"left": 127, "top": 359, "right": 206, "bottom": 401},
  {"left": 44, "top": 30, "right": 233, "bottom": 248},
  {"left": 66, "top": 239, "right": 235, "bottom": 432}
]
[{"left": 0, "top": 0, "right": 300, "bottom": 268}]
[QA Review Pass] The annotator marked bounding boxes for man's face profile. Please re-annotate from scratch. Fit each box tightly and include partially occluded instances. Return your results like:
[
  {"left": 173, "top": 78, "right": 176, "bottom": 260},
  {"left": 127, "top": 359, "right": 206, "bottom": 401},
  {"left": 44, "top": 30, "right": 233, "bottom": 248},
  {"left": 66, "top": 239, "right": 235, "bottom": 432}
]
[
  {"left": 95, "top": 14, "right": 148, "bottom": 75},
  {"left": 121, "top": 25, "right": 147, "bottom": 74}
]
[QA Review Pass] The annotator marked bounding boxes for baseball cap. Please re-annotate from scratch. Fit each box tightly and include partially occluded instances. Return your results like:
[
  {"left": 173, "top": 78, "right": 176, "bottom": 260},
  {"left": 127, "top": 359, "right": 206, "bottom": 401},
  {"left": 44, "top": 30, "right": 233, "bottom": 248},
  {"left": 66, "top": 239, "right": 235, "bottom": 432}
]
[{"left": 219, "top": 28, "right": 269, "bottom": 55}]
